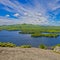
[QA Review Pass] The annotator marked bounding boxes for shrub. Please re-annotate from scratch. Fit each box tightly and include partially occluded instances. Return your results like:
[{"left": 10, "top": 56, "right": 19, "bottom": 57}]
[
  {"left": 39, "top": 44, "right": 46, "bottom": 49},
  {"left": 56, "top": 44, "right": 60, "bottom": 47},
  {"left": 0, "top": 42, "right": 16, "bottom": 47},
  {"left": 20, "top": 45, "right": 31, "bottom": 48}
]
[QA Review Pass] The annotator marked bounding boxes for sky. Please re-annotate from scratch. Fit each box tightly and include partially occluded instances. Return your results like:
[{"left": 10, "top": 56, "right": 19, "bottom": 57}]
[{"left": 0, "top": 0, "right": 60, "bottom": 26}]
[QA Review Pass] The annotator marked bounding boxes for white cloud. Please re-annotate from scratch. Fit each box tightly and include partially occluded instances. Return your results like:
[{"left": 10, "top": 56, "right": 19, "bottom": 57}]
[
  {"left": 6, "top": 14, "right": 10, "bottom": 17},
  {"left": 14, "top": 13, "right": 19, "bottom": 17},
  {"left": 0, "top": 15, "right": 49, "bottom": 25},
  {"left": 48, "top": 0, "right": 60, "bottom": 11},
  {"left": 0, "top": 16, "right": 60, "bottom": 26},
  {"left": 37, "top": 13, "right": 42, "bottom": 16},
  {"left": 0, "top": 0, "right": 60, "bottom": 26},
  {"left": 24, "top": 12, "right": 28, "bottom": 16}
]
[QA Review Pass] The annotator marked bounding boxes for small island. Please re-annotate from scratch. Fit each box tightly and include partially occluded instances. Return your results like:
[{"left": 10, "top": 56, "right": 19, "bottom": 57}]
[{"left": 31, "top": 33, "right": 59, "bottom": 38}]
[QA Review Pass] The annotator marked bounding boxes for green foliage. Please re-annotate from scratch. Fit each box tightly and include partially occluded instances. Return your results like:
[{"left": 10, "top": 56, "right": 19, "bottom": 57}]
[
  {"left": 56, "top": 44, "right": 60, "bottom": 47},
  {"left": 0, "top": 24, "right": 60, "bottom": 33},
  {"left": 52, "top": 44, "right": 60, "bottom": 50},
  {"left": 20, "top": 45, "right": 31, "bottom": 48},
  {"left": 19, "top": 31, "right": 34, "bottom": 34},
  {"left": 39, "top": 44, "right": 47, "bottom": 49},
  {"left": 31, "top": 33, "right": 59, "bottom": 38},
  {"left": 0, "top": 42, "right": 16, "bottom": 47}
]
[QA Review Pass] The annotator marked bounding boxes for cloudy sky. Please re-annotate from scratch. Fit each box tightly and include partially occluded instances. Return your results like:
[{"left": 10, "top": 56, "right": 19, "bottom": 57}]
[{"left": 0, "top": 0, "right": 60, "bottom": 25}]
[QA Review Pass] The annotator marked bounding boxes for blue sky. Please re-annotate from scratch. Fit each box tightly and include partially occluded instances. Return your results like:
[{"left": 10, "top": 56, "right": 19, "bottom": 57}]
[{"left": 0, "top": 0, "right": 60, "bottom": 25}]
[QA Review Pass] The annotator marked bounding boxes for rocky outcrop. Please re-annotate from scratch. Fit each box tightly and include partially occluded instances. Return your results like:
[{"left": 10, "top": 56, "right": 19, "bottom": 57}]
[
  {"left": 0, "top": 47, "right": 60, "bottom": 60},
  {"left": 54, "top": 46, "right": 60, "bottom": 53}
]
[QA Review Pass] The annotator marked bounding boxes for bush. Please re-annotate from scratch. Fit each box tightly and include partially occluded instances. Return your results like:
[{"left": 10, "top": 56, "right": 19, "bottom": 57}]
[
  {"left": 0, "top": 42, "right": 16, "bottom": 47},
  {"left": 56, "top": 44, "right": 60, "bottom": 47},
  {"left": 20, "top": 45, "right": 31, "bottom": 48},
  {"left": 39, "top": 44, "right": 46, "bottom": 49}
]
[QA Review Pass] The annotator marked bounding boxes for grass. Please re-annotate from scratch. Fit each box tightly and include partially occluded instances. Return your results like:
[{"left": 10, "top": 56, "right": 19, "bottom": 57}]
[
  {"left": 0, "top": 42, "right": 16, "bottom": 47},
  {"left": 20, "top": 45, "right": 31, "bottom": 48},
  {"left": 0, "top": 42, "right": 60, "bottom": 51},
  {"left": 52, "top": 44, "right": 60, "bottom": 50},
  {"left": 0, "top": 42, "right": 31, "bottom": 48},
  {"left": 31, "top": 33, "right": 59, "bottom": 38},
  {"left": 53, "top": 44, "right": 60, "bottom": 53},
  {"left": 0, "top": 24, "right": 60, "bottom": 33},
  {"left": 19, "top": 31, "right": 34, "bottom": 34},
  {"left": 56, "top": 44, "right": 60, "bottom": 47}
]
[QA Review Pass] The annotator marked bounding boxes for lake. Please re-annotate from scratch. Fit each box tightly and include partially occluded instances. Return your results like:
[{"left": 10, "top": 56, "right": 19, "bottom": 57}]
[{"left": 0, "top": 30, "right": 60, "bottom": 47}]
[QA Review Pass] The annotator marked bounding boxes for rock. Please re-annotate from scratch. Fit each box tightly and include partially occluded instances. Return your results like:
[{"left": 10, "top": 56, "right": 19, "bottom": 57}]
[{"left": 54, "top": 46, "right": 60, "bottom": 53}]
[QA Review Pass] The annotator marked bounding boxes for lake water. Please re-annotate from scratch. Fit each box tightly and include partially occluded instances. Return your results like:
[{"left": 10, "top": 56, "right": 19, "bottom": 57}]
[{"left": 0, "top": 30, "right": 60, "bottom": 47}]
